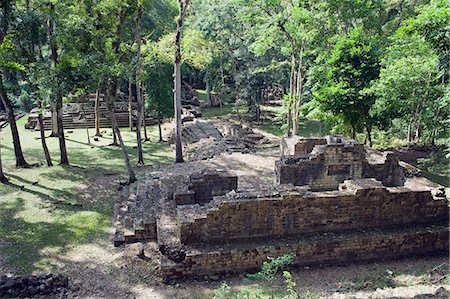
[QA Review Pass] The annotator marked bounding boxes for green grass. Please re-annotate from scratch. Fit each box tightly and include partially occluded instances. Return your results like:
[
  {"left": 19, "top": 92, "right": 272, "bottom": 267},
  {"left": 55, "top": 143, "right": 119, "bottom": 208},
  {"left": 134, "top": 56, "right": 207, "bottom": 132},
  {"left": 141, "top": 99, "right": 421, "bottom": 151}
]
[
  {"left": 0, "top": 116, "right": 172, "bottom": 274},
  {"left": 201, "top": 104, "right": 246, "bottom": 119},
  {"left": 257, "top": 117, "right": 329, "bottom": 138},
  {"left": 195, "top": 89, "right": 209, "bottom": 103}
]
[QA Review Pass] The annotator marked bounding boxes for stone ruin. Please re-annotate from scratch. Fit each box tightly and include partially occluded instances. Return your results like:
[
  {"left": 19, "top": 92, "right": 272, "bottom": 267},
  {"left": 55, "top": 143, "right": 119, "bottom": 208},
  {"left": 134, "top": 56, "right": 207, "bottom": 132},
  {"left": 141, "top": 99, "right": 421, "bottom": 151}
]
[
  {"left": 113, "top": 135, "right": 448, "bottom": 280},
  {"left": 180, "top": 119, "right": 273, "bottom": 161},
  {"left": 24, "top": 93, "right": 151, "bottom": 131},
  {"left": 277, "top": 135, "right": 405, "bottom": 190}
]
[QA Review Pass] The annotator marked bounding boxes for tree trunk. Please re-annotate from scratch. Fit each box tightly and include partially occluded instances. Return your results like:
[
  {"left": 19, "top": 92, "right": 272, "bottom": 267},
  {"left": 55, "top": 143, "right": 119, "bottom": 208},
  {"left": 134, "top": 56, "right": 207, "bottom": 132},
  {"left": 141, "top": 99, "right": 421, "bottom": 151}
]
[
  {"left": 107, "top": 79, "right": 136, "bottom": 184},
  {"left": 158, "top": 114, "right": 164, "bottom": 142},
  {"left": 415, "top": 122, "right": 420, "bottom": 142},
  {"left": 109, "top": 105, "right": 119, "bottom": 146},
  {"left": 206, "top": 80, "right": 212, "bottom": 107},
  {"left": 351, "top": 125, "right": 356, "bottom": 140},
  {"left": 173, "top": 0, "right": 188, "bottom": 163},
  {"left": 82, "top": 104, "right": 91, "bottom": 145},
  {"left": 135, "top": 2, "right": 144, "bottom": 165},
  {"left": 365, "top": 124, "right": 372, "bottom": 148},
  {"left": 0, "top": 76, "right": 29, "bottom": 167},
  {"left": 128, "top": 81, "right": 133, "bottom": 132},
  {"left": 407, "top": 123, "right": 411, "bottom": 143},
  {"left": 56, "top": 91, "right": 69, "bottom": 165},
  {"left": 0, "top": 132, "right": 7, "bottom": 183},
  {"left": 48, "top": 3, "right": 69, "bottom": 165},
  {"left": 293, "top": 43, "right": 304, "bottom": 136},
  {"left": 287, "top": 55, "right": 296, "bottom": 137},
  {"left": 50, "top": 98, "right": 58, "bottom": 137},
  {"left": 95, "top": 89, "right": 102, "bottom": 137},
  {"left": 38, "top": 112, "right": 53, "bottom": 166},
  {"left": 141, "top": 83, "right": 149, "bottom": 142}
]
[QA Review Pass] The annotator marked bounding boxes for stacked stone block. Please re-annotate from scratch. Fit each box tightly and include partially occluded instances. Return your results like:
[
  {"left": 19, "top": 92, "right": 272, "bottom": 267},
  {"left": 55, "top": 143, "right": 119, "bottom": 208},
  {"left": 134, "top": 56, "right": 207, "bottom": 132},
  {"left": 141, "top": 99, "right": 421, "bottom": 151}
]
[
  {"left": 276, "top": 136, "right": 405, "bottom": 190},
  {"left": 178, "top": 179, "right": 448, "bottom": 244}
]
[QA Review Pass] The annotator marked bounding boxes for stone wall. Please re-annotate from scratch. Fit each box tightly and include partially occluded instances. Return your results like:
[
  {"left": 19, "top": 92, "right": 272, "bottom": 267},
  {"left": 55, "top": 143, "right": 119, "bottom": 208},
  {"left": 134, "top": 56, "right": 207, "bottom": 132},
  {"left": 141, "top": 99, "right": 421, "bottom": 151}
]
[
  {"left": 365, "top": 152, "right": 405, "bottom": 186},
  {"left": 161, "top": 225, "right": 448, "bottom": 278},
  {"left": 276, "top": 136, "right": 405, "bottom": 190},
  {"left": 174, "top": 170, "right": 238, "bottom": 205},
  {"left": 280, "top": 136, "right": 327, "bottom": 156},
  {"left": 178, "top": 179, "right": 448, "bottom": 244}
]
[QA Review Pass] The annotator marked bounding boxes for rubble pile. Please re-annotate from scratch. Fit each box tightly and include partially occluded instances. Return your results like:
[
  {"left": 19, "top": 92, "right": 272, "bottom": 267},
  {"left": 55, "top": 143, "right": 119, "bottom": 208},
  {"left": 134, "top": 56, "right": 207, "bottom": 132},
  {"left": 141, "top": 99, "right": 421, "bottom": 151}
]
[{"left": 0, "top": 273, "right": 69, "bottom": 298}]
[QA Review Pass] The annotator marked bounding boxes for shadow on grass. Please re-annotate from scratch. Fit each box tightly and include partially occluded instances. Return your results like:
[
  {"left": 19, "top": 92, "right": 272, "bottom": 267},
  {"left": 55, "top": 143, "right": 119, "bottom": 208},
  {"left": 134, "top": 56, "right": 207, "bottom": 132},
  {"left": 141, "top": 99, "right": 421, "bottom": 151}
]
[{"left": 0, "top": 197, "right": 110, "bottom": 273}]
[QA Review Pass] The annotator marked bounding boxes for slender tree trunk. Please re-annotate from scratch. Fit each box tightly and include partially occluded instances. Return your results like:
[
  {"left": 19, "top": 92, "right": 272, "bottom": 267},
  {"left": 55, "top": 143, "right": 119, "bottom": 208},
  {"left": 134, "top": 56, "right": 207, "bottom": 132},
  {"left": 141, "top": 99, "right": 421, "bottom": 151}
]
[
  {"left": 0, "top": 76, "right": 29, "bottom": 167},
  {"left": 50, "top": 98, "right": 58, "bottom": 137},
  {"left": 351, "top": 125, "right": 356, "bottom": 140},
  {"left": 0, "top": 131, "right": 7, "bottom": 182},
  {"left": 48, "top": 3, "right": 68, "bottom": 165},
  {"left": 38, "top": 112, "right": 53, "bottom": 166},
  {"left": 365, "top": 124, "right": 372, "bottom": 148},
  {"left": 407, "top": 123, "right": 411, "bottom": 143},
  {"left": 95, "top": 89, "right": 102, "bottom": 137},
  {"left": 107, "top": 79, "right": 136, "bottom": 184},
  {"left": 47, "top": 16, "right": 57, "bottom": 138},
  {"left": 293, "top": 43, "right": 304, "bottom": 136},
  {"left": 109, "top": 104, "right": 119, "bottom": 146},
  {"left": 142, "top": 83, "right": 149, "bottom": 142},
  {"left": 56, "top": 91, "right": 69, "bottom": 165},
  {"left": 173, "top": 0, "right": 189, "bottom": 163},
  {"left": 430, "top": 106, "right": 441, "bottom": 146},
  {"left": 82, "top": 104, "right": 91, "bottom": 145},
  {"left": 206, "top": 80, "right": 212, "bottom": 107},
  {"left": 415, "top": 122, "right": 420, "bottom": 142},
  {"left": 128, "top": 81, "right": 133, "bottom": 132},
  {"left": 287, "top": 55, "right": 296, "bottom": 137},
  {"left": 158, "top": 113, "right": 163, "bottom": 142},
  {"left": 135, "top": 1, "right": 144, "bottom": 165}
]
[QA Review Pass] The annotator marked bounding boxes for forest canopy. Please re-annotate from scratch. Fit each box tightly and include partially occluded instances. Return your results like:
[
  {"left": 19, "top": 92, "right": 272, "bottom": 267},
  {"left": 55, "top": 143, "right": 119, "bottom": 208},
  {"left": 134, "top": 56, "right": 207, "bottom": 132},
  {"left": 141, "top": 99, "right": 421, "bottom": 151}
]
[{"left": 0, "top": 0, "right": 449, "bottom": 147}]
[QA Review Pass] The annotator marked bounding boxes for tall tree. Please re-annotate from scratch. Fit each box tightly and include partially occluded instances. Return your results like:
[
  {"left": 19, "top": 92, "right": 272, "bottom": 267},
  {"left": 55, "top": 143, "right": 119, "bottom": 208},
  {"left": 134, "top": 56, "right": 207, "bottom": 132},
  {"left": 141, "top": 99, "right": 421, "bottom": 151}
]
[
  {"left": 47, "top": 3, "right": 68, "bottom": 165},
  {"left": 313, "top": 27, "right": 380, "bottom": 142},
  {"left": 135, "top": 0, "right": 144, "bottom": 165},
  {"left": 38, "top": 110, "right": 53, "bottom": 166},
  {"left": 107, "top": 79, "right": 136, "bottom": 184},
  {"left": 0, "top": 0, "right": 29, "bottom": 167},
  {"left": 173, "top": 0, "right": 189, "bottom": 163}
]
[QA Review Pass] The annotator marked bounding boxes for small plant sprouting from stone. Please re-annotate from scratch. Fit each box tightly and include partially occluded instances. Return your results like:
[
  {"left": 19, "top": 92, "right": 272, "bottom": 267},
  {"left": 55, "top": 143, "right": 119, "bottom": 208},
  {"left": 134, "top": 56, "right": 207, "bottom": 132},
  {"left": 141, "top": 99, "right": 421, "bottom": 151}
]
[
  {"left": 212, "top": 253, "right": 310, "bottom": 299},
  {"left": 246, "top": 253, "right": 296, "bottom": 282}
]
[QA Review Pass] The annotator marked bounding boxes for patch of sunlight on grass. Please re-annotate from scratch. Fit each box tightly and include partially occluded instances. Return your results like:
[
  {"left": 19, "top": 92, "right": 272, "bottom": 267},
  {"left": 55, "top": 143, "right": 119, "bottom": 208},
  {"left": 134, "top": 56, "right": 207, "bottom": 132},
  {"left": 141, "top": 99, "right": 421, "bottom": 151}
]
[
  {"left": 33, "top": 257, "right": 65, "bottom": 273},
  {"left": 65, "top": 243, "right": 122, "bottom": 263},
  {"left": 64, "top": 211, "right": 110, "bottom": 237},
  {"left": 202, "top": 105, "right": 246, "bottom": 119}
]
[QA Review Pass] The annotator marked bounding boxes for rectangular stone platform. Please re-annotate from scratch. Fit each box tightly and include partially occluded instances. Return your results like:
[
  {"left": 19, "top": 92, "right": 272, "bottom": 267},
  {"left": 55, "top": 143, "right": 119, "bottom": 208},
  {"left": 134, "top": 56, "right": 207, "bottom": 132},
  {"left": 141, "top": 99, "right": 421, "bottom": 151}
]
[{"left": 160, "top": 224, "right": 448, "bottom": 279}]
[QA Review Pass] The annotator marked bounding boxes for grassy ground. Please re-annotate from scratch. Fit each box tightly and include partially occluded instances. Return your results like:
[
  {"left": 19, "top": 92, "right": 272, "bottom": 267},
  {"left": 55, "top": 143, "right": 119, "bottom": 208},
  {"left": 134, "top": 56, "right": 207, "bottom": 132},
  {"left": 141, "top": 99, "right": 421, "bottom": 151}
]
[{"left": 0, "top": 116, "right": 172, "bottom": 274}]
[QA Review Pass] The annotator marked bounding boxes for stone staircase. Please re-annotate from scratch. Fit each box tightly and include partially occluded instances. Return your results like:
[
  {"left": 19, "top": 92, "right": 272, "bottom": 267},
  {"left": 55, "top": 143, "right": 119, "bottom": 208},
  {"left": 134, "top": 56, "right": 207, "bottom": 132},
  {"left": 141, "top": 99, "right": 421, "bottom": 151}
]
[
  {"left": 25, "top": 94, "right": 156, "bottom": 131},
  {"left": 113, "top": 173, "right": 157, "bottom": 246}
]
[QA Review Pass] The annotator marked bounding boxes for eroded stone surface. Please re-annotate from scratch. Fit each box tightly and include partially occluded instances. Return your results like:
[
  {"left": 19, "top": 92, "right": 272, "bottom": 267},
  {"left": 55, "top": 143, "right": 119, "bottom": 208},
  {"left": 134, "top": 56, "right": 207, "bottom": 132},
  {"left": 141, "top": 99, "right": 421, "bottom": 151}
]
[{"left": 276, "top": 136, "right": 405, "bottom": 190}]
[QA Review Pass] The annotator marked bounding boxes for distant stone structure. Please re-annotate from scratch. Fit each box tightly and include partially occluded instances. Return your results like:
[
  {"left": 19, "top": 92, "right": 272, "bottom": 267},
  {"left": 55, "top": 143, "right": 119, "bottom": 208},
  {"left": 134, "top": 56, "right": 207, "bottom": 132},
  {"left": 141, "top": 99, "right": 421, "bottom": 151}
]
[
  {"left": 113, "top": 135, "right": 448, "bottom": 280},
  {"left": 24, "top": 93, "right": 149, "bottom": 131}
]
